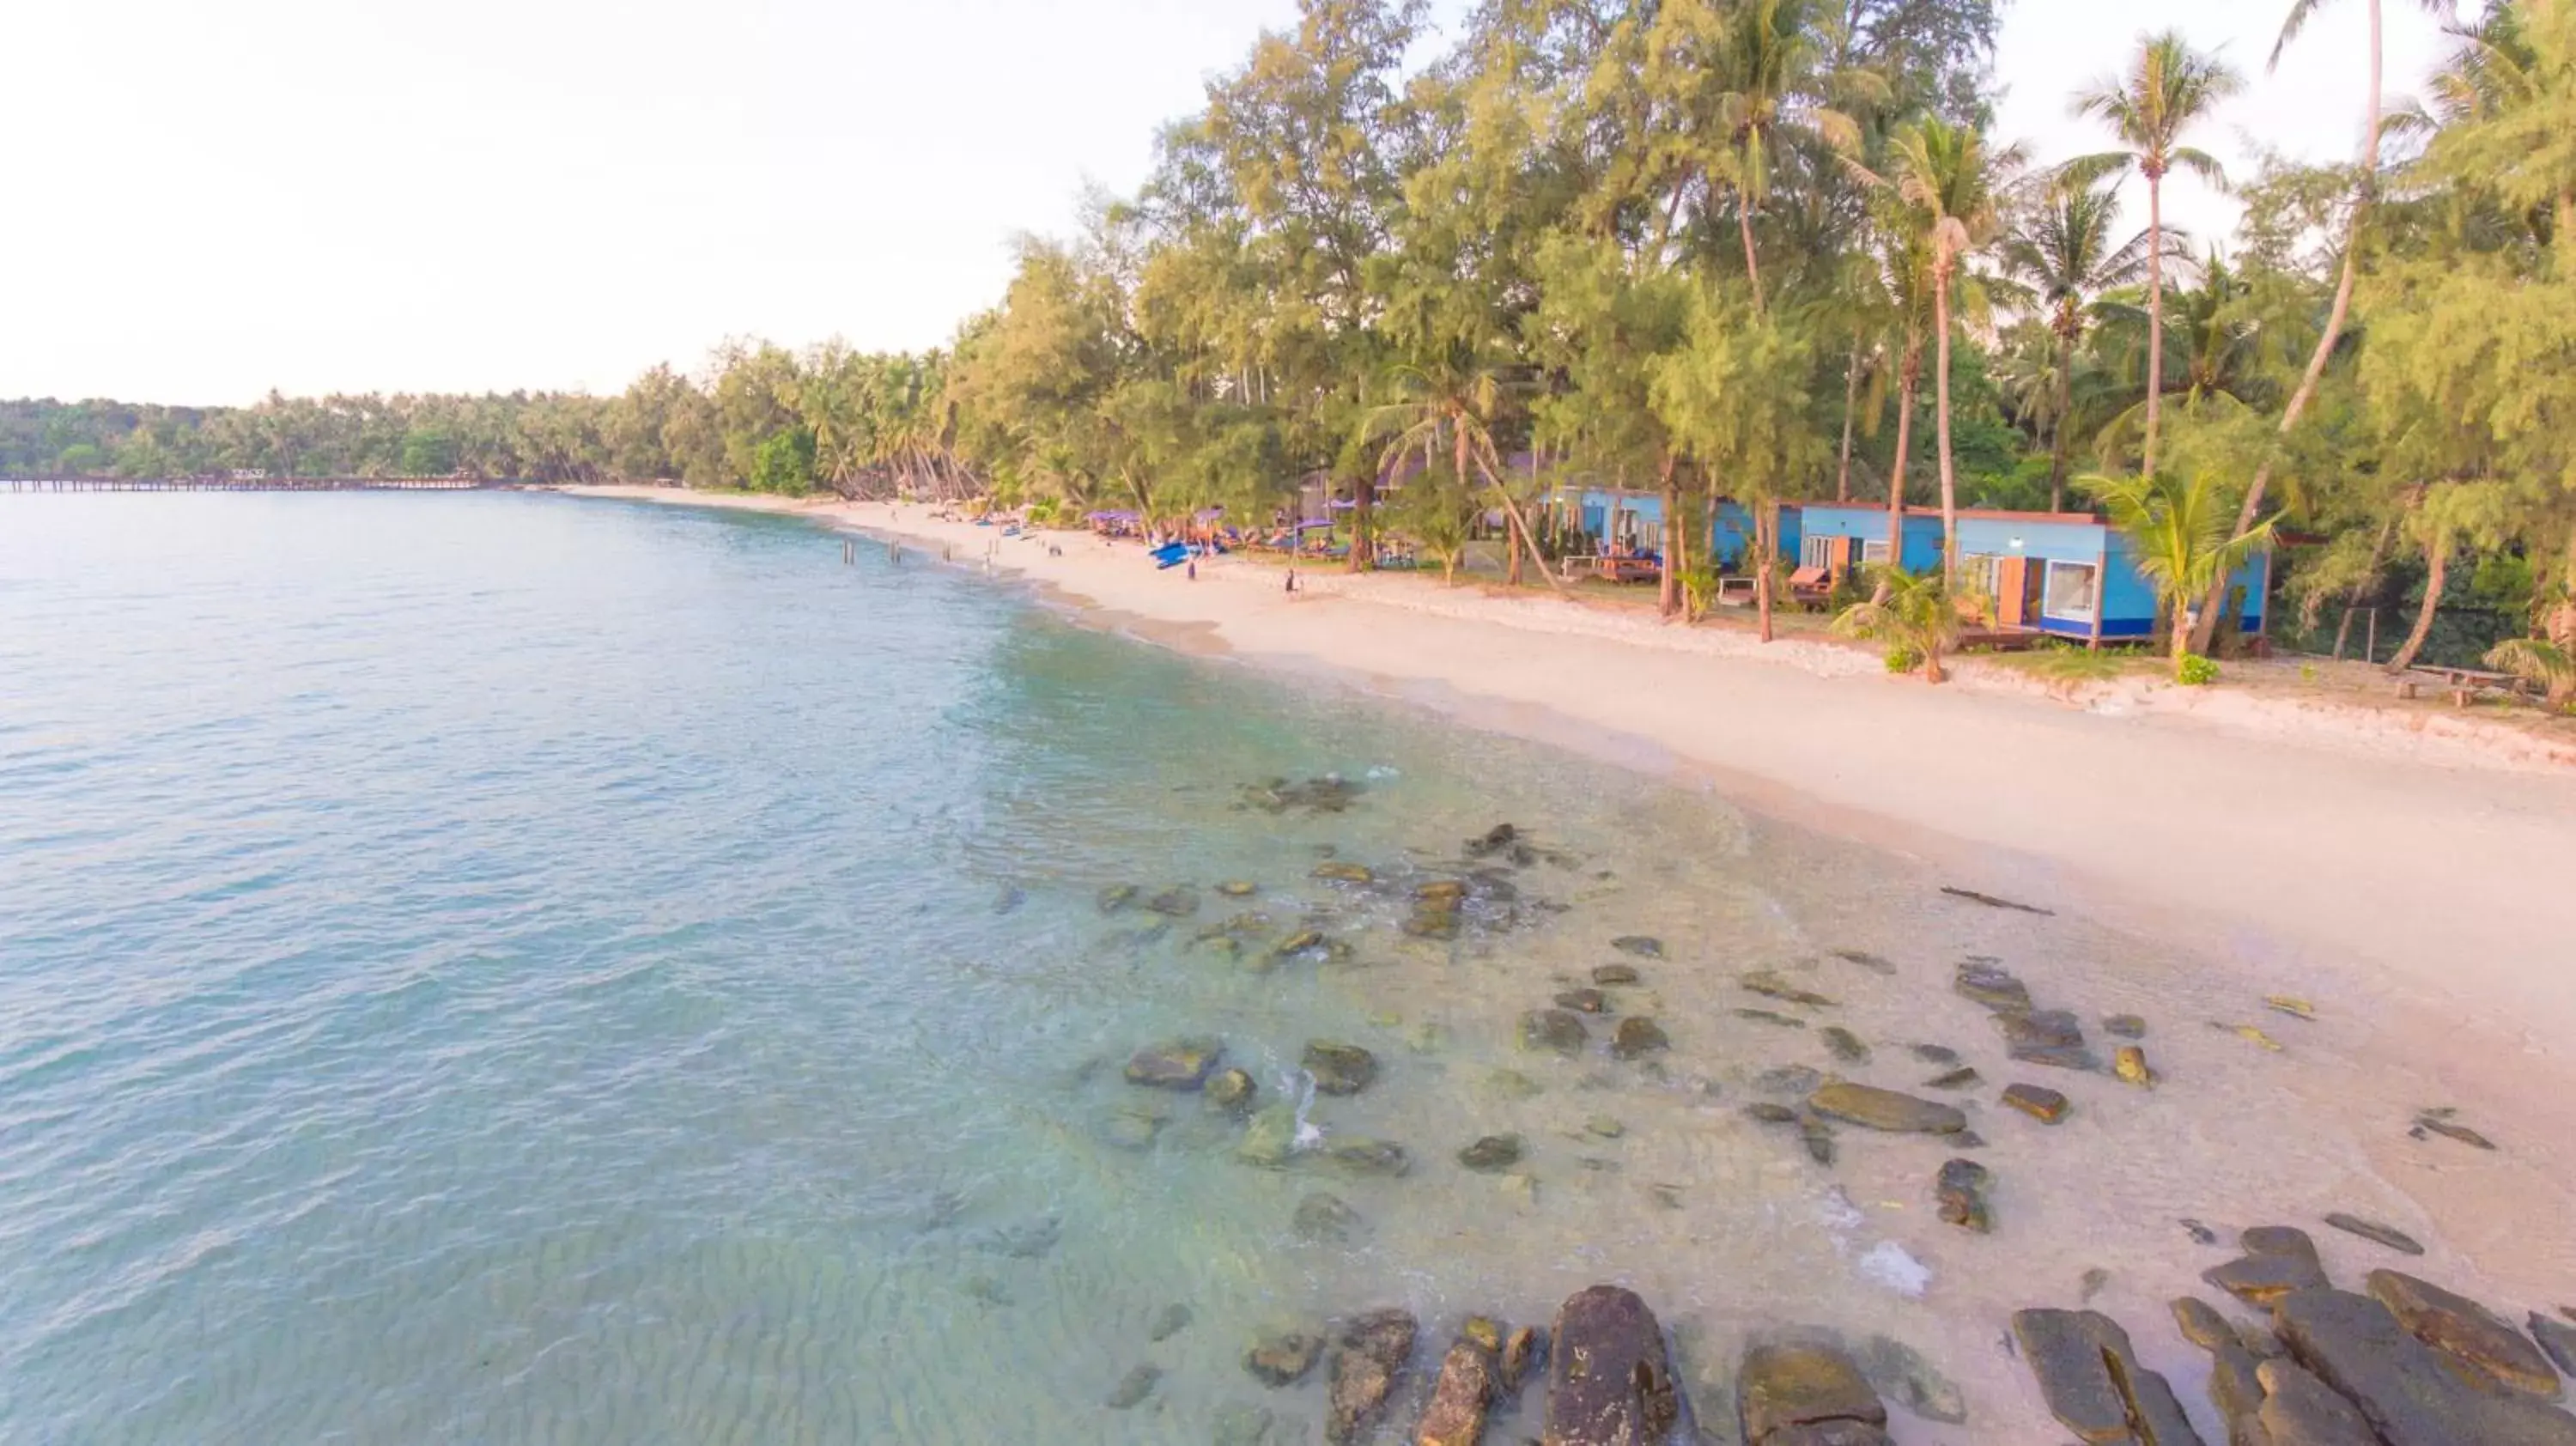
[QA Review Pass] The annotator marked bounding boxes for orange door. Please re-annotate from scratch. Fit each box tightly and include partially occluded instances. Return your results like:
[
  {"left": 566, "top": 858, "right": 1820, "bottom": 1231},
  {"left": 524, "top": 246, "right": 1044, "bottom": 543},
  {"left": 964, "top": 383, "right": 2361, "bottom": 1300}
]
[
  {"left": 1996, "top": 556, "right": 2028, "bottom": 626},
  {"left": 1831, "top": 536, "right": 1855, "bottom": 577}
]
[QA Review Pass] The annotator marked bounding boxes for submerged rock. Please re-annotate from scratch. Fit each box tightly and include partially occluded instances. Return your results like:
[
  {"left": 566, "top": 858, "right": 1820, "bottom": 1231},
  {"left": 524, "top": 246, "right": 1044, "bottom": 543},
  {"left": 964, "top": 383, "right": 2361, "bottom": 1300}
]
[
  {"left": 2012, "top": 1308, "right": 2201, "bottom": 1446},
  {"left": 1520, "top": 1009, "right": 1589, "bottom": 1055},
  {"left": 2256, "top": 1356, "right": 2378, "bottom": 1446},
  {"left": 2172, "top": 1296, "right": 2241, "bottom": 1352},
  {"left": 1745, "top": 1103, "right": 1799, "bottom": 1125},
  {"left": 1464, "top": 823, "right": 1519, "bottom": 858},
  {"left": 1736, "top": 1008, "right": 1811, "bottom": 1029},
  {"left": 1555, "top": 987, "right": 1610, "bottom": 1014},
  {"left": 2001, "top": 1083, "right": 2070, "bottom": 1123},
  {"left": 1150, "top": 1302, "right": 1194, "bottom": 1342},
  {"left": 1237, "top": 1103, "right": 1301, "bottom": 1167},
  {"left": 1856, "top": 1334, "right": 1967, "bottom": 1426},
  {"left": 1800, "top": 1121, "right": 1838, "bottom": 1167},
  {"left": 2323, "top": 1212, "right": 2423, "bottom": 1257},
  {"left": 2414, "top": 1113, "right": 2498, "bottom": 1151},
  {"left": 1743, "top": 969, "right": 1841, "bottom": 1008},
  {"left": 1610, "top": 1017, "right": 1669, "bottom": 1060},
  {"left": 1807, "top": 1083, "right": 1966, "bottom": 1135},
  {"left": 1327, "top": 1309, "right": 1419, "bottom": 1444},
  {"left": 2367, "top": 1269, "right": 2562, "bottom": 1398},
  {"left": 2103, "top": 1014, "right": 2148, "bottom": 1039},
  {"left": 1311, "top": 860, "right": 1375, "bottom": 884},
  {"left": 2528, "top": 1314, "right": 2576, "bottom": 1380},
  {"left": 2113, "top": 1045, "right": 2156, "bottom": 1088},
  {"left": 2205, "top": 1228, "right": 2331, "bottom": 1309},
  {"left": 1145, "top": 885, "right": 1201, "bottom": 917},
  {"left": 1415, "top": 1338, "right": 1499, "bottom": 1446},
  {"left": 1753, "top": 1065, "right": 1825, "bottom": 1096},
  {"left": 2275, "top": 1287, "right": 2576, "bottom": 1445},
  {"left": 1502, "top": 1326, "right": 1542, "bottom": 1394},
  {"left": 1481, "top": 1067, "right": 1545, "bottom": 1102},
  {"left": 1923, "top": 1066, "right": 1983, "bottom": 1091},
  {"left": 1218, "top": 879, "right": 1260, "bottom": 897},
  {"left": 1097, "top": 884, "right": 1139, "bottom": 914},
  {"left": 1323, "top": 1138, "right": 1411, "bottom": 1177},
  {"left": 1214, "top": 1402, "right": 1277, "bottom": 1446},
  {"left": 1303, "top": 1041, "right": 1380, "bottom": 1096},
  {"left": 1206, "top": 1067, "right": 1259, "bottom": 1115},
  {"left": 1935, "top": 1158, "right": 1993, "bottom": 1232},
  {"left": 1545, "top": 1285, "right": 1678, "bottom": 1445},
  {"left": 1820, "top": 1027, "right": 1871, "bottom": 1064},
  {"left": 1738, "top": 1341, "right": 1887, "bottom": 1443},
  {"left": 1832, "top": 948, "right": 1899, "bottom": 975},
  {"left": 1105, "top": 1363, "right": 1161, "bottom": 1409},
  {"left": 1953, "top": 959, "right": 2032, "bottom": 1012},
  {"left": 1125, "top": 1038, "right": 1223, "bottom": 1090},
  {"left": 1293, "top": 1192, "right": 1363, "bottom": 1243},
  {"left": 1909, "top": 1043, "right": 1962, "bottom": 1065},
  {"left": 1593, "top": 963, "right": 1643, "bottom": 986},
  {"left": 1246, "top": 1327, "right": 1326, "bottom": 1387},
  {"left": 1458, "top": 1134, "right": 1527, "bottom": 1173},
  {"left": 1610, "top": 935, "right": 1664, "bottom": 958},
  {"left": 1997, "top": 1009, "right": 2099, "bottom": 1071}
]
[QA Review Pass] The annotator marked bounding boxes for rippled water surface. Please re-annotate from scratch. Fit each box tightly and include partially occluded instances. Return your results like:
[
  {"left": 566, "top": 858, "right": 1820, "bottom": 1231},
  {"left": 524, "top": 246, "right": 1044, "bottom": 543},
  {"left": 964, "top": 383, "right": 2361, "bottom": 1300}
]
[{"left": 9, "top": 493, "right": 2525, "bottom": 1445}]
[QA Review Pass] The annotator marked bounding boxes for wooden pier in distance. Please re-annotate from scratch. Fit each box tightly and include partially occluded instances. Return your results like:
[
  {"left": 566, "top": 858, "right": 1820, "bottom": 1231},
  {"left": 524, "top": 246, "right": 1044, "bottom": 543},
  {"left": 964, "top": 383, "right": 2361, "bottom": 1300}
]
[{"left": 2, "top": 475, "right": 506, "bottom": 493}]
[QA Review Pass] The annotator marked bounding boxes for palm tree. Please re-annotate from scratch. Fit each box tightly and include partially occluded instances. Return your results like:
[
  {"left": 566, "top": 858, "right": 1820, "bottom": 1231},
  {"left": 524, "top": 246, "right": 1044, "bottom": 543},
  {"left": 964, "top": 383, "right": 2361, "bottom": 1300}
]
[
  {"left": 1362, "top": 356, "right": 1563, "bottom": 592},
  {"left": 2000, "top": 179, "right": 2160, "bottom": 509},
  {"left": 1885, "top": 116, "right": 2022, "bottom": 580},
  {"left": 1710, "top": 0, "right": 1879, "bottom": 315},
  {"left": 2069, "top": 32, "right": 2242, "bottom": 478},
  {"left": 2082, "top": 468, "right": 2275, "bottom": 676},
  {"left": 2190, "top": 0, "right": 2455, "bottom": 653},
  {"left": 1870, "top": 228, "right": 1932, "bottom": 573},
  {"left": 1832, "top": 568, "right": 1969, "bottom": 683}
]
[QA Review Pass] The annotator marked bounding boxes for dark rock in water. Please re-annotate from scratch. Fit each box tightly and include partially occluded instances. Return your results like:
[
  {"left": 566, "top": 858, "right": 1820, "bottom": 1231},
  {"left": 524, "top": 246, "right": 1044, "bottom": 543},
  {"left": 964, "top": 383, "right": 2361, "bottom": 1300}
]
[
  {"left": 2208, "top": 1341, "right": 2269, "bottom": 1431},
  {"left": 1404, "top": 908, "right": 1462, "bottom": 940},
  {"left": 1759, "top": 1425, "right": 1895, "bottom": 1444},
  {"left": 1941, "top": 885, "right": 2054, "bottom": 914},
  {"left": 1801, "top": 1121, "right": 1838, "bottom": 1167},
  {"left": 1106, "top": 1363, "right": 1161, "bottom": 1409},
  {"left": 1465, "top": 823, "right": 1519, "bottom": 857},
  {"left": 2257, "top": 1357, "right": 2379, "bottom": 1446},
  {"left": 1323, "top": 1139, "right": 1411, "bottom": 1177},
  {"left": 1555, "top": 987, "right": 1610, "bottom": 1014},
  {"left": 1546, "top": 1285, "right": 1678, "bottom": 1445},
  {"left": 1273, "top": 929, "right": 1329, "bottom": 962},
  {"left": 2103, "top": 1014, "right": 2148, "bottom": 1039},
  {"left": 1458, "top": 1134, "right": 1526, "bottom": 1172},
  {"left": 1246, "top": 1328, "right": 1326, "bottom": 1387},
  {"left": 1218, "top": 879, "right": 1260, "bottom": 897},
  {"left": 1312, "top": 860, "right": 1375, "bottom": 884},
  {"left": 1593, "top": 963, "right": 1643, "bottom": 986},
  {"left": 1935, "top": 1158, "right": 1993, "bottom": 1232},
  {"left": 1746, "top": 1103, "right": 1800, "bottom": 1125},
  {"left": 1953, "top": 1130, "right": 1987, "bottom": 1148},
  {"left": 1923, "top": 1066, "right": 1983, "bottom": 1091},
  {"left": 1820, "top": 1027, "right": 1871, "bottom": 1064},
  {"left": 1464, "top": 1316, "right": 1505, "bottom": 1353},
  {"left": 1206, "top": 1068, "right": 1259, "bottom": 1115},
  {"left": 993, "top": 884, "right": 1027, "bottom": 914},
  {"left": 1832, "top": 948, "right": 1899, "bottom": 975},
  {"left": 1611, "top": 1017, "right": 1670, "bottom": 1060},
  {"left": 1739, "top": 1341, "right": 1888, "bottom": 1443},
  {"left": 1145, "top": 885, "right": 1202, "bottom": 917},
  {"left": 2414, "top": 1114, "right": 2498, "bottom": 1151},
  {"left": 1807, "top": 1083, "right": 1966, "bottom": 1135},
  {"left": 1414, "top": 1338, "right": 1498, "bottom": 1446},
  {"left": 2172, "top": 1296, "right": 2242, "bottom": 1352},
  {"left": 1125, "top": 1038, "right": 1224, "bottom": 1090},
  {"left": 1327, "top": 1309, "right": 1419, "bottom": 1444},
  {"left": 2245, "top": 1226, "right": 2325, "bottom": 1270},
  {"left": 1214, "top": 1402, "right": 1277, "bottom": 1446},
  {"left": 1237, "top": 1103, "right": 1300, "bottom": 1167},
  {"left": 1151, "top": 1303, "right": 1195, "bottom": 1342},
  {"left": 975, "top": 1215, "right": 1062, "bottom": 1259},
  {"left": 1610, "top": 934, "right": 1664, "bottom": 958},
  {"left": 2528, "top": 1314, "right": 2576, "bottom": 1380},
  {"left": 1910, "top": 1043, "right": 1962, "bottom": 1066},
  {"left": 1294, "top": 1193, "right": 1363, "bottom": 1243},
  {"left": 2002, "top": 1083, "right": 2071, "bottom": 1123},
  {"left": 1855, "top": 1334, "right": 1968, "bottom": 1426},
  {"left": 1954, "top": 960, "right": 2033, "bottom": 1012},
  {"left": 1102, "top": 1104, "right": 1169, "bottom": 1151},
  {"left": 2182, "top": 1218, "right": 2221, "bottom": 1246},
  {"left": 2323, "top": 1213, "right": 2423, "bottom": 1257},
  {"left": 1097, "top": 884, "right": 1139, "bottom": 914},
  {"left": 1502, "top": 1326, "right": 1542, "bottom": 1394},
  {"left": 2204, "top": 1249, "right": 2333, "bottom": 1307},
  {"left": 1754, "top": 1065, "right": 1825, "bottom": 1096},
  {"left": 1415, "top": 878, "right": 1469, "bottom": 903},
  {"left": 1743, "top": 969, "right": 1841, "bottom": 1008},
  {"left": 2012, "top": 1308, "right": 2202, "bottom": 1446},
  {"left": 1520, "top": 1009, "right": 1589, "bottom": 1054},
  {"left": 2275, "top": 1286, "right": 2576, "bottom": 1446},
  {"left": 1736, "top": 1008, "right": 1810, "bottom": 1029},
  {"left": 1303, "top": 1041, "right": 1380, "bottom": 1096},
  {"left": 2366, "top": 1269, "right": 2562, "bottom": 1399},
  {"left": 2081, "top": 1267, "right": 2111, "bottom": 1303},
  {"left": 1996, "top": 1009, "right": 2099, "bottom": 1071}
]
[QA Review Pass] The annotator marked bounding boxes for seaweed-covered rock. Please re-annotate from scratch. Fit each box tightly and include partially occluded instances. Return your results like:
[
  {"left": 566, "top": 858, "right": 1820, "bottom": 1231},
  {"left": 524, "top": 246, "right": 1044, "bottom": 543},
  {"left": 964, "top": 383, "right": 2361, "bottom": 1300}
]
[
  {"left": 1593, "top": 963, "right": 1643, "bottom": 986},
  {"left": 1106, "top": 1363, "right": 1161, "bottom": 1409},
  {"left": 1327, "top": 1309, "right": 1419, "bottom": 1444},
  {"left": 1806, "top": 1083, "right": 1966, "bottom": 1135},
  {"left": 1247, "top": 1327, "right": 1326, "bottom": 1387},
  {"left": 1237, "top": 1103, "right": 1301, "bottom": 1167},
  {"left": 1555, "top": 987, "right": 1610, "bottom": 1014},
  {"left": 1953, "top": 960, "right": 2032, "bottom": 1012},
  {"left": 1520, "top": 1009, "right": 1589, "bottom": 1054},
  {"left": 1544, "top": 1285, "right": 1677, "bottom": 1445},
  {"left": 1459, "top": 1134, "right": 1527, "bottom": 1173},
  {"left": 2366, "top": 1269, "right": 2563, "bottom": 1399},
  {"left": 1293, "top": 1193, "right": 1362, "bottom": 1243},
  {"left": 1126, "top": 1038, "right": 1223, "bottom": 1090},
  {"left": 1610, "top": 1017, "right": 1670, "bottom": 1060},
  {"left": 1323, "top": 1138, "right": 1411, "bottom": 1177},
  {"left": 1738, "top": 1342, "right": 1887, "bottom": 1443},
  {"left": 1206, "top": 1067, "right": 1259, "bottom": 1114},
  {"left": 1610, "top": 935, "right": 1664, "bottom": 958},
  {"left": 2002, "top": 1083, "right": 2070, "bottom": 1123},
  {"left": 1820, "top": 1026, "right": 1870, "bottom": 1064},
  {"left": 1303, "top": 1041, "right": 1381, "bottom": 1096},
  {"left": 1996, "top": 1009, "right": 2099, "bottom": 1071},
  {"left": 1935, "top": 1158, "right": 1993, "bottom": 1232},
  {"left": 2275, "top": 1287, "right": 2576, "bottom": 1446}
]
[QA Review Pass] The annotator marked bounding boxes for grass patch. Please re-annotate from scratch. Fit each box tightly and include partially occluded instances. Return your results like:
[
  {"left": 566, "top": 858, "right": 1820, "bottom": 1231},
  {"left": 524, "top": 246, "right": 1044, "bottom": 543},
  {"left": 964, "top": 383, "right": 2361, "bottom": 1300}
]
[{"left": 1992, "top": 643, "right": 2139, "bottom": 684}]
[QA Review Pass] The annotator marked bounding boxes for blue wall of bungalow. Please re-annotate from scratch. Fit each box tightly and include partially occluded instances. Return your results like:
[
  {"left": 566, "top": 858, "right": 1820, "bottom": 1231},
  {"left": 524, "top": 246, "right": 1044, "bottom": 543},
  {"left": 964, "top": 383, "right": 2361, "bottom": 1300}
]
[{"left": 1693, "top": 501, "right": 2268, "bottom": 640}]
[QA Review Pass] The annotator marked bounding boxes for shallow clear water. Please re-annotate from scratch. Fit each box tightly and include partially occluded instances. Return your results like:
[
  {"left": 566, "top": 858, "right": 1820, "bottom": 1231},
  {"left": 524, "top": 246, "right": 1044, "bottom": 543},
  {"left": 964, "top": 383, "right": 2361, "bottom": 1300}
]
[{"left": 4, "top": 494, "right": 2539, "bottom": 1445}]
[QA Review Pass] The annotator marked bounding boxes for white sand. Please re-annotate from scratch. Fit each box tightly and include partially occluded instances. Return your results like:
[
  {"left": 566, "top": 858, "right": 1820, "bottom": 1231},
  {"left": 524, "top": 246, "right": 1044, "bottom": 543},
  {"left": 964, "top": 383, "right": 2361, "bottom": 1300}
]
[{"left": 562, "top": 488, "right": 2576, "bottom": 1264}]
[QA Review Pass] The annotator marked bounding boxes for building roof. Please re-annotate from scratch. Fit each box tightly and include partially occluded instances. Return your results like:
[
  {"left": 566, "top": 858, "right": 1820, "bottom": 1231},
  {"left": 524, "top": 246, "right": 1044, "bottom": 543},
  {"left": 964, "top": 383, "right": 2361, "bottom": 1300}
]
[{"left": 1795, "top": 501, "right": 2105, "bottom": 524}]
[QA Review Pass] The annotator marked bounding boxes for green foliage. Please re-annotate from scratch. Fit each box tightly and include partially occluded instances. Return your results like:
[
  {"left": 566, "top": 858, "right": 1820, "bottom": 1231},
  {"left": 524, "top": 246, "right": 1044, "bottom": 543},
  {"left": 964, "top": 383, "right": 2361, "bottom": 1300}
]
[
  {"left": 749, "top": 427, "right": 818, "bottom": 496},
  {"left": 1883, "top": 644, "right": 1923, "bottom": 673},
  {"left": 2176, "top": 653, "right": 2220, "bottom": 685},
  {"left": 2081, "top": 466, "right": 2273, "bottom": 670},
  {"left": 1832, "top": 567, "right": 1967, "bottom": 682},
  {"left": 2486, "top": 637, "right": 2576, "bottom": 707}
]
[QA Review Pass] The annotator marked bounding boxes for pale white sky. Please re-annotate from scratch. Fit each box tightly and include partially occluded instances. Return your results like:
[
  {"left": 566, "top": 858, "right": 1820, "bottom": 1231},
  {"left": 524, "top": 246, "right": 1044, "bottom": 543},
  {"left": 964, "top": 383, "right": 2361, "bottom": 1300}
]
[{"left": 3, "top": 0, "right": 2456, "bottom": 405}]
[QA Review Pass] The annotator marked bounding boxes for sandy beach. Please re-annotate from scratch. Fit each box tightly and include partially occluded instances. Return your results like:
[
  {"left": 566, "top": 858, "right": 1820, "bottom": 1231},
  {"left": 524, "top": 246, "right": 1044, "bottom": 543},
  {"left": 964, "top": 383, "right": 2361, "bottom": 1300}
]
[{"left": 561, "top": 485, "right": 2576, "bottom": 1308}]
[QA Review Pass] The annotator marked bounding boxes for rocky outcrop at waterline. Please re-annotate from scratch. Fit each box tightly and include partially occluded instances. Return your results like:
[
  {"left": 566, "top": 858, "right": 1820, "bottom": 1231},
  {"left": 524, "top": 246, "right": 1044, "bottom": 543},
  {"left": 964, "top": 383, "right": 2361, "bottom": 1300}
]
[
  {"left": 1326, "top": 1308, "right": 1419, "bottom": 1443},
  {"left": 1543, "top": 1285, "right": 1677, "bottom": 1445}
]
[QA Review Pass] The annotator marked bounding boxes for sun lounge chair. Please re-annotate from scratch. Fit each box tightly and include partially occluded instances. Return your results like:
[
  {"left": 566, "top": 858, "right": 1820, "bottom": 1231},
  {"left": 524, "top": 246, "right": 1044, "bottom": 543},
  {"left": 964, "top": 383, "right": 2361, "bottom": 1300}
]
[{"left": 1788, "top": 566, "right": 1832, "bottom": 607}]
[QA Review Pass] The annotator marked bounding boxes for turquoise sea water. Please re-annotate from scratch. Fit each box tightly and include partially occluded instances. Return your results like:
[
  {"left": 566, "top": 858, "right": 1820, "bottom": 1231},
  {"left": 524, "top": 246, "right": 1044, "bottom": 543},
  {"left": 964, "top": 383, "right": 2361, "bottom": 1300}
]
[{"left": 7, "top": 493, "right": 2334, "bottom": 1443}]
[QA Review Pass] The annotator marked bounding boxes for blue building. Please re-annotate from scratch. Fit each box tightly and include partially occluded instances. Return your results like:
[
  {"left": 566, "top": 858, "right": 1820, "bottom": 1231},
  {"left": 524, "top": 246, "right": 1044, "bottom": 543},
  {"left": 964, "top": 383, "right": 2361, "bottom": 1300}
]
[{"left": 1711, "top": 501, "right": 2270, "bottom": 641}]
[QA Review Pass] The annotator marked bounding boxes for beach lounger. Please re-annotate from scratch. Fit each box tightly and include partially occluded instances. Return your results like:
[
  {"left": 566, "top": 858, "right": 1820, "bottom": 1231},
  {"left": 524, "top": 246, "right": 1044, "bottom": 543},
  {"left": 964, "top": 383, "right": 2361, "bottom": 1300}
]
[{"left": 1788, "top": 566, "right": 1832, "bottom": 607}]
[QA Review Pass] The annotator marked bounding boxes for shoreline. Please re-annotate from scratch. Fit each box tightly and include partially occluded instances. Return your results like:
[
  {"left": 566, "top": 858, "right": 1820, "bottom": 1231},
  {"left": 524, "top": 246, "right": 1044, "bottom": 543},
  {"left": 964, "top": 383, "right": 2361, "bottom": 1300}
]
[{"left": 556, "top": 485, "right": 2576, "bottom": 1189}]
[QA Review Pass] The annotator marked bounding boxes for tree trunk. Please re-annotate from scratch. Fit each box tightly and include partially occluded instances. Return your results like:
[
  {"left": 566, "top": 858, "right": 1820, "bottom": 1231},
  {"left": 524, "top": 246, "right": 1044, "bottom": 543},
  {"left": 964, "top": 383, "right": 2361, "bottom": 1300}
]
[
  {"left": 2144, "top": 170, "right": 2167, "bottom": 477},
  {"left": 1740, "top": 196, "right": 1765, "bottom": 317},
  {"left": 1474, "top": 449, "right": 1566, "bottom": 594},
  {"left": 2191, "top": 0, "right": 2381, "bottom": 653},
  {"left": 2332, "top": 515, "right": 2397, "bottom": 657},
  {"left": 1934, "top": 265, "right": 1959, "bottom": 582},
  {"left": 2049, "top": 329, "right": 2076, "bottom": 513},
  {"left": 1880, "top": 329, "right": 1921, "bottom": 598},
  {"left": 1755, "top": 501, "right": 1776, "bottom": 643},
  {"left": 2385, "top": 537, "right": 2446, "bottom": 674},
  {"left": 1657, "top": 456, "right": 1681, "bottom": 616},
  {"left": 1348, "top": 475, "right": 1376, "bottom": 573},
  {"left": 1837, "top": 343, "right": 1861, "bottom": 502},
  {"left": 2172, "top": 598, "right": 2195, "bottom": 673}
]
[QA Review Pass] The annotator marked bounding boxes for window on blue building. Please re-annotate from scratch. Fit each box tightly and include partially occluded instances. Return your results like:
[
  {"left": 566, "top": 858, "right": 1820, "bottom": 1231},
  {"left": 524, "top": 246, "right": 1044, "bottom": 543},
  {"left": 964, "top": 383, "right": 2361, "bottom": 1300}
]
[{"left": 2044, "top": 559, "right": 2098, "bottom": 621}]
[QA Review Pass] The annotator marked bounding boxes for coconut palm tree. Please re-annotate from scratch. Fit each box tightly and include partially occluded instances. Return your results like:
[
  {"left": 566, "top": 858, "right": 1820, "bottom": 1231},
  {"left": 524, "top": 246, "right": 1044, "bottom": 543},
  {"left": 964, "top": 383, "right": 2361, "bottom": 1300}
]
[
  {"left": 2001, "top": 179, "right": 2163, "bottom": 510},
  {"left": 1884, "top": 116, "right": 2023, "bottom": 580},
  {"left": 2069, "top": 32, "right": 2243, "bottom": 479},
  {"left": 1361, "top": 355, "right": 1563, "bottom": 592},
  {"left": 2082, "top": 468, "right": 2276, "bottom": 676},
  {"left": 1709, "top": 0, "right": 1881, "bottom": 315}
]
